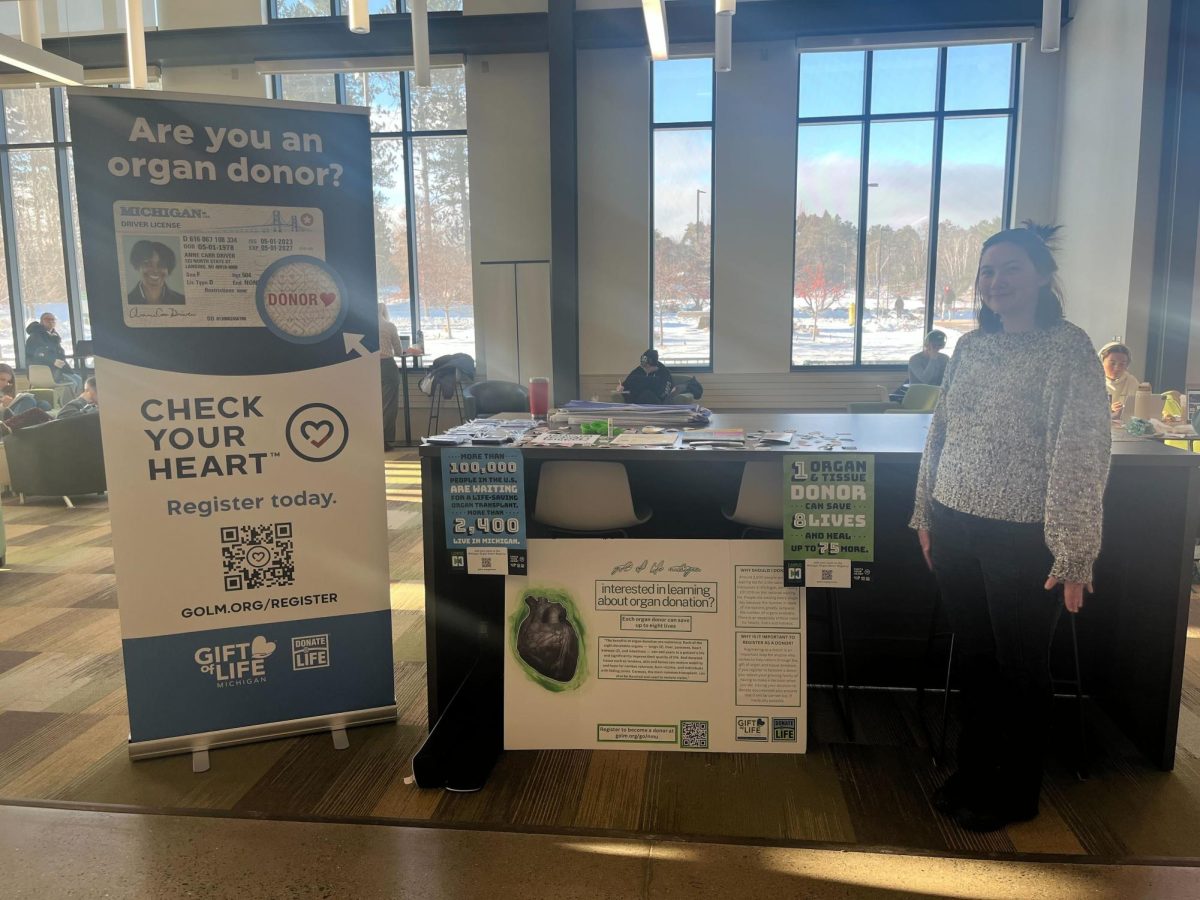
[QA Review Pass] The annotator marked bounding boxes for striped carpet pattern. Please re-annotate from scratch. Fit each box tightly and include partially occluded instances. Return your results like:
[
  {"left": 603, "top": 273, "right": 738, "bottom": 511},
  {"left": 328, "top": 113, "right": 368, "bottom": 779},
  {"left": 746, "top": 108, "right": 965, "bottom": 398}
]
[{"left": 1, "top": 453, "right": 1200, "bottom": 858}]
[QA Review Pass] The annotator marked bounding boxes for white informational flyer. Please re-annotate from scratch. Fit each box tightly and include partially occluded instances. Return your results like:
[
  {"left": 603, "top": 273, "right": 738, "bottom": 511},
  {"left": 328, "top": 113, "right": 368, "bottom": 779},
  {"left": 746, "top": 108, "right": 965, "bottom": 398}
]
[
  {"left": 114, "top": 201, "right": 326, "bottom": 328},
  {"left": 505, "top": 539, "right": 807, "bottom": 753}
]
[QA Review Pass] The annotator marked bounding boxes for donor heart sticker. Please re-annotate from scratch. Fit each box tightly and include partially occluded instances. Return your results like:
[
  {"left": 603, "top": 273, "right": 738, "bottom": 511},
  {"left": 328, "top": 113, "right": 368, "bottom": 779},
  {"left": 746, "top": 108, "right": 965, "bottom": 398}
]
[
  {"left": 256, "top": 255, "right": 349, "bottom": 344},
  {"left": 286, "top": 403, "right": 349, "bottom": 462}
]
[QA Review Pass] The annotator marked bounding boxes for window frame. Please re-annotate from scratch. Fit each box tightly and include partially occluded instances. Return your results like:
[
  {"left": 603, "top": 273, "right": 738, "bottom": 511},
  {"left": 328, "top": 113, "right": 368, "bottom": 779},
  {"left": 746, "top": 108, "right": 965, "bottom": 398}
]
[
  {"left": 272, "top": 68, "right": 470, "bottom": 366},
  {"left": 0, "top": 87, "right": 88, "bottom": 368},
  {"left": 790, "top": 42, "right": 1021, "bottom": 371},
  {"left": 649, "top": 58, "right": 716, "bottom": 374}
]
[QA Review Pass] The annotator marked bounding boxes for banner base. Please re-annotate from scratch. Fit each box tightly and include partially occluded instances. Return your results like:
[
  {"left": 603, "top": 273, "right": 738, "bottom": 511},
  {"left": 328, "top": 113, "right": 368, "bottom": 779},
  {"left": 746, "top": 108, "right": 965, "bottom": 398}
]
[{"left": 128, "top": 705, "right": 398, "bottom": 761}]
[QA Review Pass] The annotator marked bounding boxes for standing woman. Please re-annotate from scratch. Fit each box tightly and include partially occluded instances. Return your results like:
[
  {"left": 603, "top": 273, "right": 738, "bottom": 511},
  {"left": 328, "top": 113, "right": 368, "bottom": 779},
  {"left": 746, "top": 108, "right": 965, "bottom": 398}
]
[{"left": 910, "top": 223, "right": 1111, "bottom": 832}]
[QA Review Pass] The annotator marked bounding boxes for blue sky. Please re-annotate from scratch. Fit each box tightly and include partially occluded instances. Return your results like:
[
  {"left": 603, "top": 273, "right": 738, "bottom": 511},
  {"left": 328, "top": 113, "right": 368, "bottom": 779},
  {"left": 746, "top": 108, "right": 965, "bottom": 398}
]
[{"left": 654, "top": 44, "right": 1013, "bottom": 237}]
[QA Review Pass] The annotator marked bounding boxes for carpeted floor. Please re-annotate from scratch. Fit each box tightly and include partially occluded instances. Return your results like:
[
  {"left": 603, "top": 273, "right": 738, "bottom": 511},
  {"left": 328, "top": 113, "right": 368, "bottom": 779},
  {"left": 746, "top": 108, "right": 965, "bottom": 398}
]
[{"left": 2, "top": 452, "right": 1200, "bottom": 860}]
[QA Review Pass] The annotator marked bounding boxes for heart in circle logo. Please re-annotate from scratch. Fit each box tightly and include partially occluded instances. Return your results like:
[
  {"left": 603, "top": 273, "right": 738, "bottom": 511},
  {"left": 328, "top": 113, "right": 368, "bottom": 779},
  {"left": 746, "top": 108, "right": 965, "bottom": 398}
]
[
  {"left": 300, "top": 419, "right": 334, "bottom": 448},
  {"left": 286, "top": 403, "right": 349, "bottom": 463},
  {"left": 319, "top": 292, "right": 336, "bottom": 307}
]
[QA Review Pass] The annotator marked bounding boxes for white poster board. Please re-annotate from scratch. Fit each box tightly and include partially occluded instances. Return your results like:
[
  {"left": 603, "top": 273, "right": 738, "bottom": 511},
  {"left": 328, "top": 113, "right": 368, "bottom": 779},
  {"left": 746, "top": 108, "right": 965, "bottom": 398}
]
[{"left": 506, "top": 540, "right": 806, "bottom": 753}]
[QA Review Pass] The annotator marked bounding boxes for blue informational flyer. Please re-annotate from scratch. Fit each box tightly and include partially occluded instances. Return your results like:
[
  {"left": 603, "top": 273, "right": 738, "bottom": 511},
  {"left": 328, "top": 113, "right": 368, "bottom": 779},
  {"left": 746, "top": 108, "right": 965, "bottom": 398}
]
[{"left": 441, "top": 447, "right": 527, "bottom": 576}]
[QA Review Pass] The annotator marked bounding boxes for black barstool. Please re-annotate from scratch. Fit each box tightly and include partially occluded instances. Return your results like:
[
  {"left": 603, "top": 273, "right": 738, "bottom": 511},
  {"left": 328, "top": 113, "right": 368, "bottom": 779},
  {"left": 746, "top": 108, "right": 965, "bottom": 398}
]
[{"left": 917, "top": 593, "right": 1087, "bottom": 779}]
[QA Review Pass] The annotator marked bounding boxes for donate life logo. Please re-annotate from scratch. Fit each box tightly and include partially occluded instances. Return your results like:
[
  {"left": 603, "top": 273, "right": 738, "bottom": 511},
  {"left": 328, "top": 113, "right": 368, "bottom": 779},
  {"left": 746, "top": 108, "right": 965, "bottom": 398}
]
[{"left": 195, "top": 635, "right": 276, "bottom": 687}]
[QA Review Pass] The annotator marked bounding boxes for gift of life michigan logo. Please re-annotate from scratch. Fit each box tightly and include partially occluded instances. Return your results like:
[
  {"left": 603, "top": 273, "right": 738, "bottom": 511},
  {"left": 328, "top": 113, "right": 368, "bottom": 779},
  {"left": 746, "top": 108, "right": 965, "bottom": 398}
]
[
  {"left": 285, "top": 402, "right": 348, "bottom": 462},
  {"left": 256, "top": 254, "right": 348, "bottom": 344},
  {"left": 195, "top": 635, "right": 276, "bottom": 687}
]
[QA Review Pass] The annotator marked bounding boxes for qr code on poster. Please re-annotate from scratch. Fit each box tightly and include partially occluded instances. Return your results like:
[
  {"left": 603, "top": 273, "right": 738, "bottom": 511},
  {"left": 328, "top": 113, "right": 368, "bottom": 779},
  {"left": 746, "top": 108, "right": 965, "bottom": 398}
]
[
  {"left": 680, "top": 720, "right": 709, "bottom": 750},
  {"left": 220, "top": 523, "right": 295, "bottom": 592}
]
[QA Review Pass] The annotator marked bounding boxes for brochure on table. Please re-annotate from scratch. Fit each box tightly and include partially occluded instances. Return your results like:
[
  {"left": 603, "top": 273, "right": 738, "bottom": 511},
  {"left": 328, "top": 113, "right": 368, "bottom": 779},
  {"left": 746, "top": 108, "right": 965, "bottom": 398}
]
[
  {"left": 69, "top": 88, "right": 394, "bottom": 759},
  {"left": 506, "top": 540, "right": 806, "bottom": 753}
]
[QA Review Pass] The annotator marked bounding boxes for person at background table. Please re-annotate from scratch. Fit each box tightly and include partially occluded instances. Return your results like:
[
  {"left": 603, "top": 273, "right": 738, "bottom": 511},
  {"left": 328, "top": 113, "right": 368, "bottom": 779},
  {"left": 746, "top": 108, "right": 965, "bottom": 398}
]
[
  {"left": 24, "top": 312, "right": 81, "bottom": 397},
  {"left": 126, "top": 240, "right": 185, "bottom": 305},
  {"left": 889, "top": 330, "right": 949, "bottom": 402},
  {"left": 619, "top": 349, "right": 674, "bottom": 404},
  {"left": 378, "top": 304, "right": 402, "bottom": 450},
  {"left": 0, "top": 363, "right": 47, "bottom": 420},
  {"left": 908, "top": 330, "right": 949, "bottom": 386},
  {"left": 910, "top": 222, "right": 1111, "bottom": 833},
  {"left": 1098, "top": 341, "right": 1139, "bottom": 419}
]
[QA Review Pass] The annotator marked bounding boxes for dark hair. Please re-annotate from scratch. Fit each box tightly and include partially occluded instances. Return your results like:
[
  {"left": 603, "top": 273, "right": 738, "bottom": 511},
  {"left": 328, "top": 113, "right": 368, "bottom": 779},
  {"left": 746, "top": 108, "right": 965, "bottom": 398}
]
[
  {"left": 975, "top": 221, "right": 1064, "bottom": 333},
  {"left": 925, "top": 330, "right": 947, "bottom": 349},
  {"left": 641, "top": 349, "right": 660, "bottom": 365},
  {"left": 129, "top": 240, "right": 177, "bottom": 272},
  {"left": 0, "top": 363, "right": 14, "bottom": 398}
]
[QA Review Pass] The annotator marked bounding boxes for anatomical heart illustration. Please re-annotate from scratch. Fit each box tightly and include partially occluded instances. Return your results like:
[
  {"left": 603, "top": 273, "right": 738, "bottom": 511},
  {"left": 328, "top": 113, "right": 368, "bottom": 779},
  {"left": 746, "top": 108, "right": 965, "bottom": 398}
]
[{"left": 515, "top": 593, "right": 583, "bottom": 686}]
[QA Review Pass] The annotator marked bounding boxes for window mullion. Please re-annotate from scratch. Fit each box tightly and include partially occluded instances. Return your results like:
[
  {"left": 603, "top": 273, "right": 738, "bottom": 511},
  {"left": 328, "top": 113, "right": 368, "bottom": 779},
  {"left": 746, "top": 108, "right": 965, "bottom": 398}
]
[
  {"left": 50, "top": 89, "right": 83, "bottom": 349},
  {"left": 924, "top": 48, "right": 949, "bottom": 339},
  {"left": 852, "top": 53, "right": 873, "bottom": 367},
  {"left": 401, "top": 77, "right": 421, "bottom": 345},
  {"left": 0, "top": 95, "right": 26, "bottom": 368}
]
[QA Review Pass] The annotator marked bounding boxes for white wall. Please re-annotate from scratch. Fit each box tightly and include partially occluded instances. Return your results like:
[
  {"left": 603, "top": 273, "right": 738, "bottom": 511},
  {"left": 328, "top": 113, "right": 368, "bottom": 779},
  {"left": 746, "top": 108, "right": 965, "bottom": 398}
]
[
  {"left": 577, "top": 47, "right": 651, "bottom": 378},
  {"left": 160, "top": 66, "right": 268, "bottom": 98},
  {"left": 465, "top": 53, "right": 552, "bottom": 379},
  {"left": 157, "top": 0, "right": 264, "bottom": 29},
  {"left": 711, "top": 41, "right": 799, "bottom": 375},
  {"left": 1053, "top": 0, "right": 1167, "bottom": 365}
]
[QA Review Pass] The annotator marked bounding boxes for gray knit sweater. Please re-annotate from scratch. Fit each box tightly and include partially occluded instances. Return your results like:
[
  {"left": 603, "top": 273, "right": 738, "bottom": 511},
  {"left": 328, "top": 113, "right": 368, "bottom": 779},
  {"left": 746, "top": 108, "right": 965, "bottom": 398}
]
[{"left": 910, "top": 321, "right": 1112, "bottom": 584}]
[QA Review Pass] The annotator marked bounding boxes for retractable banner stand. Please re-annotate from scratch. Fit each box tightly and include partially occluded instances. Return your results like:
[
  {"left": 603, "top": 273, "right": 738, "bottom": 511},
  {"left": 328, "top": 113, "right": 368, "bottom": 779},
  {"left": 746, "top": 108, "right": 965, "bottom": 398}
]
[{"left": 68, "top": 89, "right": 395, "bottom": 759}]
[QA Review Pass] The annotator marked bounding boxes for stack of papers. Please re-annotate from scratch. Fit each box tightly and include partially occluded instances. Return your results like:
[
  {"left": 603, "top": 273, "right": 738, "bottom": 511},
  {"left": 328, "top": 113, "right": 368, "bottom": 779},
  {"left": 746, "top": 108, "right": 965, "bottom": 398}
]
[
  {"left": 681, "top": 428, "right": 745, "bottom": 444},
  {"left": 526, "top": 433, "right": 601, "bottom": 447},
  {"left": 561, "top": 400, "right": 711, "bottom": 428},
  {"left": 425, "top": 417, "right": 539, "bottom": 445}
]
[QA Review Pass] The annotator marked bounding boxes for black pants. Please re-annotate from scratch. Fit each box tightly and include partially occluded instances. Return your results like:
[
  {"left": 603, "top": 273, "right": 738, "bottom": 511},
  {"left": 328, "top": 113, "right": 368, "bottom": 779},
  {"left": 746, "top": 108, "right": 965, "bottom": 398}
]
[
  {"left": 929, "top": 500, "right": 1063, "bottom": 809},
  {"left": 381, "top": 358, "right": 400, "bottom": 444}
]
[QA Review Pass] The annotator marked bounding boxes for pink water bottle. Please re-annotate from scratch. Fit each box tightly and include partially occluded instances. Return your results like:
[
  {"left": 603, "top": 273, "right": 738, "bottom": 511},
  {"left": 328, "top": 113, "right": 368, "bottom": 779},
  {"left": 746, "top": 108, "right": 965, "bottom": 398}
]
[{"left": 529, "top": 377, "right": 550, "bottom": 419}]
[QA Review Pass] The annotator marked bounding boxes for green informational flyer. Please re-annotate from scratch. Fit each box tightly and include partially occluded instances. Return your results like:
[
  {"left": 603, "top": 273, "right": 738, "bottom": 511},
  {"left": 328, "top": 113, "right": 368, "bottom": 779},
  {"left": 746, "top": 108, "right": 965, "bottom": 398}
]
[{"left": 782, "top": 454, "right": 874, "bottom": 588}]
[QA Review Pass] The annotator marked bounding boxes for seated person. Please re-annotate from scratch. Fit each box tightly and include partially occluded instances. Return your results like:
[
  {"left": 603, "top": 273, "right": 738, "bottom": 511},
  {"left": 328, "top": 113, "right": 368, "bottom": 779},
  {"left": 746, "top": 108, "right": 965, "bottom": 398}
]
[
  {"left": 619, "top": 349, "right": 674, "bottom": 404},
  {"left": 0, "top": 363, "right": 48, "bottom": 421},
  {"left": 908, "top": 330, "right": 949, "bottom": 386},
  {"left": 1099, "top": 341, "right": 1139, "bottom": 418},
  {"left": 25, "top": 312, "right": 82, "bottom": 396},
  {"left": 890, "top": 330, "right": 949, "bottom": 402},
  {"left": 56, "top": 376, "right": 98, "bottom": 419}
]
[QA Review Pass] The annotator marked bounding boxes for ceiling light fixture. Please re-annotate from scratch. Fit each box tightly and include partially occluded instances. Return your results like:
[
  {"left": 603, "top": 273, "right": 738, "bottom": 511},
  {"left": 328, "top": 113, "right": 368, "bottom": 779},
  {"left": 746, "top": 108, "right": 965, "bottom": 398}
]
[
  {"left": 411, "top": 0, "right": 430, "bottom": 87},
  {"left": 17, "top": 0, "right": 41, "bottom": 48},
  {"left": 715, "top": 0, "right": 735, "bottom": 73},
  {"left": 1041, "top": 0, "right": 1062, "bottom": 52},
  {"left": 348, "top": 0, "right": 370, "bottom": 35},
  {"left": 124, "top": 0, "right": 148, "bottom": 88},
  {"left": 715, "top": 15, "right": 732, "bottom": 73},
  {"left": 0, "top": 33, "right": 83, "bottom": 85},
  {"left": 641, "top": 0, "right": 670, "bottom": 61}
]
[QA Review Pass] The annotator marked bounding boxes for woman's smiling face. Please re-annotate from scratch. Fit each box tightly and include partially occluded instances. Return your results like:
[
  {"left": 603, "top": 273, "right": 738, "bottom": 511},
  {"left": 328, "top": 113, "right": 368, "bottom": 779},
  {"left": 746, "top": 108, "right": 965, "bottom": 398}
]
[
  {"left": 139, "top": 252, "right": 168, "bottom": 290},
  {"left": 976, "top": 243, "right": 1047, "bottom": 323}
]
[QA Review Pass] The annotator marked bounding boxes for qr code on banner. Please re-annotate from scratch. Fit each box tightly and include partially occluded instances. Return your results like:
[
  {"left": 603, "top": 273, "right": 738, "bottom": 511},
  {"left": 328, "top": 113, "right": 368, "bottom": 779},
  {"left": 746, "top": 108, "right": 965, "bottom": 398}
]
[
  {"left": 680, "top": 720, "right": 709, "bottom": 750},
  {"left": 220, "top": 523, "right": 295, "bottom": 592}
]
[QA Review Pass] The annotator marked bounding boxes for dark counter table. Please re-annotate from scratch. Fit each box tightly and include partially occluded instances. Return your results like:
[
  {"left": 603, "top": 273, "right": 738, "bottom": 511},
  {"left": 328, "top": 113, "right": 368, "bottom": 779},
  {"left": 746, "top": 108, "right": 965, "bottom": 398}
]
[{"left": 414, "top": 414, "right": 1200, "bottom": 788}]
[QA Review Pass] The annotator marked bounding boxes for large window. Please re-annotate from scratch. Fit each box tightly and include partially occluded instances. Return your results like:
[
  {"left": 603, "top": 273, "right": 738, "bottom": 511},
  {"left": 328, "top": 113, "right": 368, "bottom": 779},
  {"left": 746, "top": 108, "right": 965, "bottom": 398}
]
[
  {"left": 269, "top": 0, "right": 461, "bottom": 18},
  {"left": 652, "top": 58, "right": 713, "bottom": 369},
  {"left": 0, "top": 88, "right": 86, "bottom": 366},
  {"left": 792, "top": 43, "right": 1017, "bottom": 367},
  {"left": 277, "top": 66, "right": 473, "bottom": 360}
]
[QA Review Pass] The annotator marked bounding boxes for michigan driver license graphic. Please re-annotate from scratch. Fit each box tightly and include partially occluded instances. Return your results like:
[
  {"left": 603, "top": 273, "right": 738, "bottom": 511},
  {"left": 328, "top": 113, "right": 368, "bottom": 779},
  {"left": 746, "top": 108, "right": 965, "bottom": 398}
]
[{"left": 256, "top": 255, "right": 349, "bottom": 344}]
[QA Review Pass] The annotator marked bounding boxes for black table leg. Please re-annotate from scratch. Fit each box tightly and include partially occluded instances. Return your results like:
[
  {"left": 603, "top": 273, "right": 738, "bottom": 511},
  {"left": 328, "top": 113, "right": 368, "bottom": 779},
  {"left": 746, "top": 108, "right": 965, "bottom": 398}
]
[{"left": 400, "top": 354, "right": 413, "bottom": 446}]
